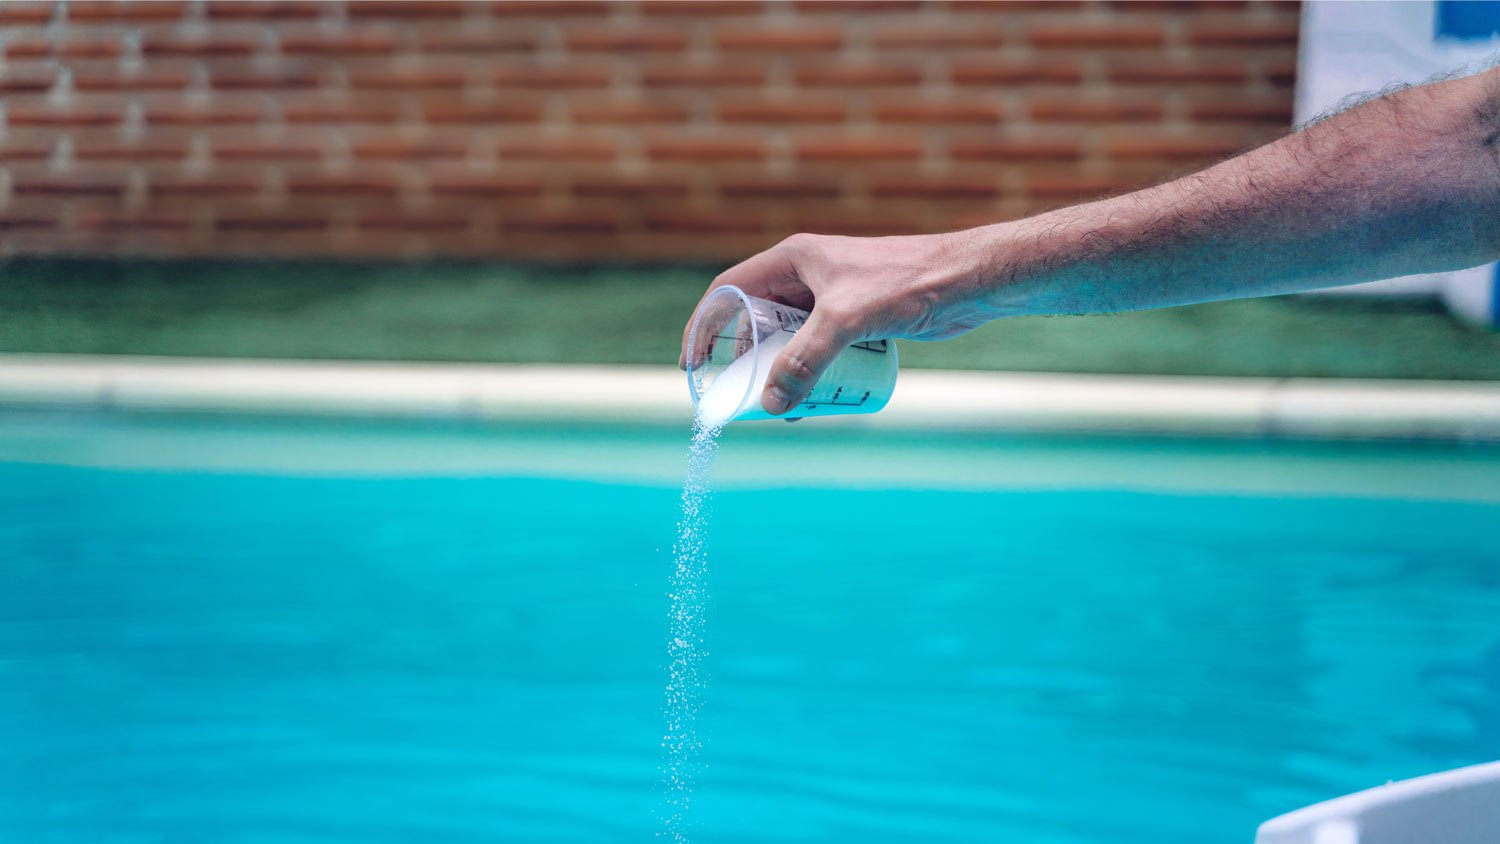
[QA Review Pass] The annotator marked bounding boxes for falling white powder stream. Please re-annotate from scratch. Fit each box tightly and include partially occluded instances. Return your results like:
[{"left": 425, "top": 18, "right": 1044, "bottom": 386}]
[
  {"left": 664, "top": 331, "right": 784, "bottom": 840},
  {"left": 662, "top": 415, "right": 723, "bottom": 843}
]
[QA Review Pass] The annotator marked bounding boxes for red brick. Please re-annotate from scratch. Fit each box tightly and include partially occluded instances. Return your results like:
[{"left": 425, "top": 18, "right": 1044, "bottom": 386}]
[
  {"left": 568, "top": 28, "right": 690, "bottom": 52},
  {"left": 571, "top": 177, "right": 691, "bottom": 198},
  {"left": 638, "top": 1, "right": 762, "bottom": 14},
  {"left": 870, "top": 27, "right": 1007, "bottom": 49},
  {"left": 718, "top": 178, "right": 840, "bottom": 199},
  {"left": 429, "top": 174, "right": 545, "bottom": 197},
  {"left": 795, "top": 65, "right": 923, "bottom": 87},
  {"left": 950, "top": 139, "right": 1082, "bottom": 161},
  {"left": 72, "top": 63, "right": 192, "bottom": 92},
  {"left": 0, "top": 67, "right": 57, "bottom": 94},
  {"left": 216, "top": 216, "right": 330, "bottom": 233},
  {"left": 5, "top": 36, "right": 124, "bottom": 59},
  {"left": 212, "top": 137, "right": 325, "bottom": 161},
  {"left": 8, "top": 104, "right": 124, "bottom": 127},
  {"left": 1107, "top": 0, "right": 1247, "bottom": 8},
  {"left": 491, "top": 1, "right": 612, "bottom": 15},
  {"left": 280, "top": 29, "right": 401, "bottom": 55},
  {"left": 347, "top": 65, "right": 467, "bottom": 90},
  {"left": 717, "top": 28, "right": 842, "bottom": 52},
  {"left": 718, "top": 101, "right": 846, "bottom": 124},
  {"left": 1187, "top": 99, "right": 1293, "bottom": 124},
  {"left": 793, "top": 0, "right": 923, "bottom": 10},
  {"left": 0, "top": 216, "right": 57, "bottom": 231},
  {"left": 640, "top": 66, "right": 765, "bottom": 87},
  {"left": 0, "top": 0, "right": 1312, "bottom": 264},
  {"left": 1266, "top": 63, "right": 1298, "bottom": 89},
  {"left": 0, "top": 2, "right": 52, "bottom": 24},
  {"left": 419, "top": 31, "right": 538, "bottom": 54},
  {"left": 1025, "top": 173, "right": 1142, "bottom": 199},
  {"left": 493, "top": 65, "right": 614, "bottom": 88},
  {"left": 144, "top": 101, "right": 263, "bottom": 125},
  {"left": 142, "top": 32, "right": 262, "bottom": 57},
  {"left": 644, "top": 214, "right": 765, "bottom": 235},
  {"left": 12, "top": 173, "right": 128, "bottom": 198},
  {"left": 77, "top": 212, "right": 196, "bottom": 232},
  {"left": 870, "top": 177, "right": 1000, "bottom": 199},
  {"left": 498, "top": 137, "right": 617, "bottom": 161},
  {"left": 614, "top": 232, "right": 767, "bottom": 260},
  {"left": 208, "top": 64, "right": 321, "bottom": 90},
  {"left": 356, "top": 213, "right": 468, "bottom": 233},
  {"left": 425, "top": 101, "right": 545, "bottom": 124},
  {"left": 67, "top": 1, "right": 187, "bottom": 21},
  {"left": 286, "top": 173, "right": 404, "bottom": 196},
  {"left": 791, "top": 214, "right": 920, "bottom": 236},
  {"left": 347, "top": 0, "right": 466, "bottom": 17},
  {"left": 73, "top": 139, "right": 191, "bottom": 162},
  {"left": 570, "top": 100, "right": 689, "bottom": 124},
  {"left": 1029, "top": 24, "right": 1164, "bottom": 49},
  {"left": 151, "top": 174, "right": 264, "bottom": 196},
  {"left": 646, "top": 137, "right": 764, "bottom": 162},
  {"left": 351, "top": 136, "right": 469, "bottom": 159},
  {"left": 204, "top": 1, "right": 324, "bottom": 19},
  {"left": 951, "top": 61, "right": 1083, "bottom": 86},
  {"left": 1030, "top": 100, "right": 1164, "bottom": 123},
  {"left": 0, "top": 136, "right": 56, "bottom": 161},
  {"left": 796, "top": 137, "right": 921, "bottom": 161},
  {"left": 283, "top": 98, "right": 403, "bottom": 124},
  {"left": 1108, "top": 62, "right": 1248, "bottom": 85},
  {"left": 502, "top": 215, "right": 620, "bottom": 235},
  {"left": 942, "top": 0, "right": 1086, "bottom": 9},
  {"left": 874, "top": 100, "right": 1002, "bottom": 124},
  {"left": 1189, "top": 22, "right": 1299, "bottom": 47},
  {"left": 1107, "top": 136, "right": 1245, "bottom": 160}
]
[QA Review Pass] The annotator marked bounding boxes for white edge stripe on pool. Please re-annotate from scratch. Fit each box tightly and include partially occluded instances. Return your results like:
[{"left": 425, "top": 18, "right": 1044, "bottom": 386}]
[{"left": 1, "top": 353, "right": 1500, "bottom": 442}]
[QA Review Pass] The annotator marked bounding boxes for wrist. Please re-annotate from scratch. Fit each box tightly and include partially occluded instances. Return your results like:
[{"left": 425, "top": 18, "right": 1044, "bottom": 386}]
[
  {"left": 909, "top": 229, "right": 1006, "bottom": 330},
  {"left": 963, "top": 199, "right": 1131, "bottom": 318},
  {"left": 939, "top": 220, "right": 1049, "bottom": 319}
]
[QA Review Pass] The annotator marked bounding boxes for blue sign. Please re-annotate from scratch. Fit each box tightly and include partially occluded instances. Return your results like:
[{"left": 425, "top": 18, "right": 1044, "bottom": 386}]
[{"left": 1436, "top": 0, "right": 1500, "bottom": 40}]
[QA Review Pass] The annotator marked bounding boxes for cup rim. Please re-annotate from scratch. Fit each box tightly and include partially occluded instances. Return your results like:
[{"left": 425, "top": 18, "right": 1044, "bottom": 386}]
[{"left": 686, "top": 284, "right": 759, "bottom": 420}]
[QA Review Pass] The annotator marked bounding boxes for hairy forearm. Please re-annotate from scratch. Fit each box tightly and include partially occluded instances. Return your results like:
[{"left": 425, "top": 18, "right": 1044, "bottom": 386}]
[{"left": 960, "top": 67, "right": 1500, "bottom": 318}]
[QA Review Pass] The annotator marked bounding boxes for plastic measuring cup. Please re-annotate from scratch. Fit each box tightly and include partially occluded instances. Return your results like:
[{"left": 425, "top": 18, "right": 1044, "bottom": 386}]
[{"left": 685, "top": 285, "right": 898, "bottom": 425}]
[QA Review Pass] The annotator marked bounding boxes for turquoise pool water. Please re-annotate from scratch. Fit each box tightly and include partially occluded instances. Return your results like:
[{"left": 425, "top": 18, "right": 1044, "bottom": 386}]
[{"left": 1, "top": 412, "right": 1498, "bottom": 843}]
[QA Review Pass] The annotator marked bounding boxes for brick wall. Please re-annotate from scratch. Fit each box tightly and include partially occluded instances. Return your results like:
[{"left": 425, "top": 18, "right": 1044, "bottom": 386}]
[{"left": 0, "top": 0, "right": 1299, "bottom": 262}]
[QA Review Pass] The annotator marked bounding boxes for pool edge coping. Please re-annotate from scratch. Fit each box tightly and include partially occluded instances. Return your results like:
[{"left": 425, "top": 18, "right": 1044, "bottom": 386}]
[{"left": 2, "top": 353, "right": 1499, "bottom": 442}]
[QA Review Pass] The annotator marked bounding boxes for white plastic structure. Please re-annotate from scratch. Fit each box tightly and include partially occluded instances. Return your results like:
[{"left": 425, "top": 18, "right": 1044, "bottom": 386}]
[
  {"left": 1297, "top": 0, "right": 1500, "bottom": 327},
  {"left": 1255, "top": 760, "right": 1500, "bottom": 844}
]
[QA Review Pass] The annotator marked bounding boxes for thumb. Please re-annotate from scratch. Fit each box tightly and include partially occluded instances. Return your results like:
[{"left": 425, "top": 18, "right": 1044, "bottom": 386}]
[{"left": 761, "top": 308, "right": 853, "bottom": 416}]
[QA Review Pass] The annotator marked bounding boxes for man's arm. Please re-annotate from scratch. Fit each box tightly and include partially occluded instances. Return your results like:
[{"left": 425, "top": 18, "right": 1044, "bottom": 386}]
[
  {"left": 683, "top": 66, "right": 1500, "bottom": 417},
  {"left": 977, "top": 66, "right": 1500, "bottom": 317}
]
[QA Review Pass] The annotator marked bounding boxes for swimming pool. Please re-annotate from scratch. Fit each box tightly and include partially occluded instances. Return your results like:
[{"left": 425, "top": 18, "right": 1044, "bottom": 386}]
[{"left": 2, "top": 410, "right": 1497, "bottom": 843}]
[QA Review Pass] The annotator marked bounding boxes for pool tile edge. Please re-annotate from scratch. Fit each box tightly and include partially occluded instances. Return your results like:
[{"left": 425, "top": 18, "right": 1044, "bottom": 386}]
[{"left": 1, "top": 354, "right": 1499, "bottom": 442}]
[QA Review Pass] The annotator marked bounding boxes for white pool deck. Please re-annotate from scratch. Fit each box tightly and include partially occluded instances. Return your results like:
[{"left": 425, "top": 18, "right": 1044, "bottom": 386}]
[{"left": 1, "top": 354, "right": 1499, "bottom": 442}]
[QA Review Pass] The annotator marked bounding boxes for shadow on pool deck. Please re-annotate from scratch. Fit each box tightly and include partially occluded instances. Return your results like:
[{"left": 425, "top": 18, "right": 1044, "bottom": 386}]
[{"left": 2, "top": 257, "right": 1498, "bottom": 381}]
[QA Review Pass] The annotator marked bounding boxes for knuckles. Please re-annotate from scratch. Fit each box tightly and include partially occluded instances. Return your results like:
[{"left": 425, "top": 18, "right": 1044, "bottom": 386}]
[
  {"left": 777, "top": 232, "right": 826, "bottom": 266},
  {"left": 817, "top": 302, "right": 863, "bottom": 338}
]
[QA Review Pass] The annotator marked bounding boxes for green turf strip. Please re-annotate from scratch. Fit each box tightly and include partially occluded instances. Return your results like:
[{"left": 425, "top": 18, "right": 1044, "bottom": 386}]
[{"left": 2, "top": 257, "right": 1497, "bottom": 380}]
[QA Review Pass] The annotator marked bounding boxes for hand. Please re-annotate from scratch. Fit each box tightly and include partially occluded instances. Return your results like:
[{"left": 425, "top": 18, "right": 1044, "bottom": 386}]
[{"left": 679, "top": 231, "right": 995, "bottom": 416}]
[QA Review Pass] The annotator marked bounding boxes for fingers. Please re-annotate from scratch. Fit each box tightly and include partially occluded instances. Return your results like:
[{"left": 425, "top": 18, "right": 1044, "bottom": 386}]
[
  {"left": 761, "top": 307, "right": 855, "bottom": 416},
  {"left": 679, "top": 243, "right": 801, "bottom": 370}
]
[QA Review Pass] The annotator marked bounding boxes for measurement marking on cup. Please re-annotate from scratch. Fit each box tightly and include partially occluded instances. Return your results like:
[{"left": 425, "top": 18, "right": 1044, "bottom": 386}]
[{"left": 804, "top": 389, "right": 870, "bottom": 409}]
